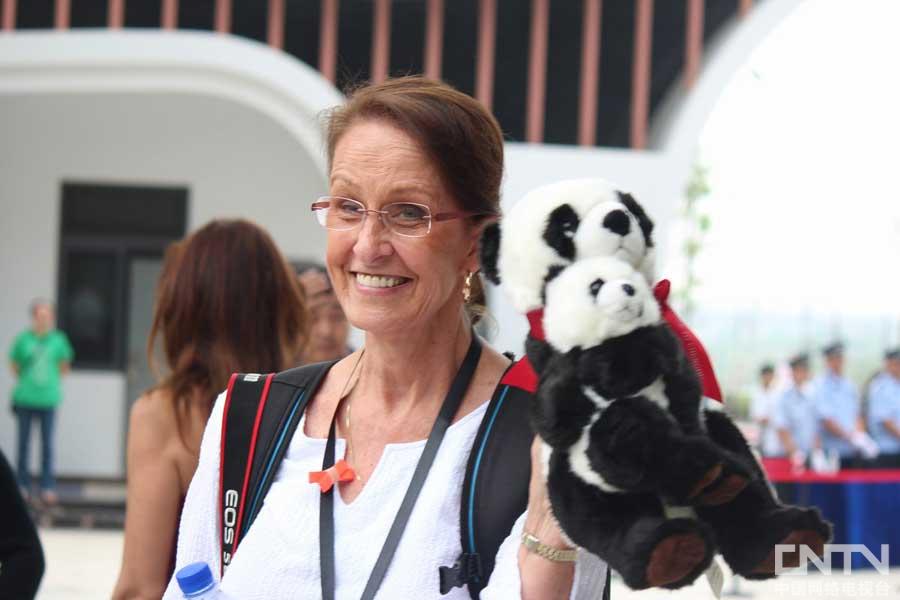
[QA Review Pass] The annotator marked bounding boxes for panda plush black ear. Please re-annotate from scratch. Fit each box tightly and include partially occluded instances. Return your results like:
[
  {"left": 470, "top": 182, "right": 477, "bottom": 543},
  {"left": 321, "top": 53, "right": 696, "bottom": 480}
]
[
  {"left": 480, "top": 222, "right": 502, "bottom": 284},
  {"left": 539, "top": 263, "right": 566, "bottom": 306},
  {"left": 617, "top": 191, "right": 655, "bottom": 248}
]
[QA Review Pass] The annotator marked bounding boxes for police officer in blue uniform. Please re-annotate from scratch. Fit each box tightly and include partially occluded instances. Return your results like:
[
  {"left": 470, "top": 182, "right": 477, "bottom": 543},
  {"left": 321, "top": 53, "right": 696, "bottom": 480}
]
[
  {"left": 814, "top": 342, "right": 877, "bottom": 467},
  {"left": 867, "top": 348, "right": 900, "bottom": 467},
  {"left": 774, "top": 354, "right": 819, "bottom": 468}
]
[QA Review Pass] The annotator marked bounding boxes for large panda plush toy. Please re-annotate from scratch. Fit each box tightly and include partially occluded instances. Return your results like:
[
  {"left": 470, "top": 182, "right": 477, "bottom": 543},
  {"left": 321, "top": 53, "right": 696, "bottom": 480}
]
[
  {"left": 480, "top": 178, "right": 832, "bottom": 590},
  {"left": 538, "top": 257, "right": 831, "bottom": 589},
  {"left": 480, "top": 178, "right": 656, "bottom": 311},
  {"left": 480, "top": 178, "right": 655, "bottom": 373}
]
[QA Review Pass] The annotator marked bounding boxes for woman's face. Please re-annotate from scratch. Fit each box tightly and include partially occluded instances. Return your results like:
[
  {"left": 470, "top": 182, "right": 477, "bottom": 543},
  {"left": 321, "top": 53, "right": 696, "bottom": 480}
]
[{"left": 325, "top": 120, "right": 481, "bottom": 337}]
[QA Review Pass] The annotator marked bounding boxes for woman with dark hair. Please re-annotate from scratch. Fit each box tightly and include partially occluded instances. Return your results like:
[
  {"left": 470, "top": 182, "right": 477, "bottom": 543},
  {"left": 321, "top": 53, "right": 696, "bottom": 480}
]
[
  {"left": 165, "top": 77, "right": 607, "bottom": 599},
  {"left": 113, "top": 220, "right": 308, "bottom": 600}
]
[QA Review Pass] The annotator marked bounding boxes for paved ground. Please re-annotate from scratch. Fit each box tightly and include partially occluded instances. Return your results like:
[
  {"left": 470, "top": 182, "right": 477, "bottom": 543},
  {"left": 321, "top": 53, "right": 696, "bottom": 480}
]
[
  {"left": 34, "top": 527, "right": 900, "bottom": 599},
  {"left": 610, "top": 566, "right": 900, "bottom": 600},
  {"left": 37, "top": 527, "right": 123, "bottom": 599}
]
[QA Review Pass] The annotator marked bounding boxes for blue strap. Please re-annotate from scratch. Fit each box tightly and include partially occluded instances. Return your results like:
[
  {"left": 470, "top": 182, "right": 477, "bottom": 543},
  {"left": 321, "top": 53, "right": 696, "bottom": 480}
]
[
  {"left": 245, "top": 388, "right": 307, "bottom": 528},
  {"left": 467, "top": 386, "right": 510, "bottom": 555}
]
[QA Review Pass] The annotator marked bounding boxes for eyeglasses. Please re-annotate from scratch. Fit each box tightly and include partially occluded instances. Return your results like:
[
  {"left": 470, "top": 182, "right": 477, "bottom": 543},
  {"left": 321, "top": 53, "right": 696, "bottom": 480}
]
[{"left": 311, "top": 196, "right": 493, "bottom": 238}]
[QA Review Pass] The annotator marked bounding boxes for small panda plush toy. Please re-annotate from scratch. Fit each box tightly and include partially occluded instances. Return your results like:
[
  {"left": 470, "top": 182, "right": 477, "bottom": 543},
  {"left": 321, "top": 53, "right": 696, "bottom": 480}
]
[
  {"left": 480, "top": 178, "right": 832, "bottom": 590},
  {"left": 536, "top": 257, "right": 831, "bottom": 589}
]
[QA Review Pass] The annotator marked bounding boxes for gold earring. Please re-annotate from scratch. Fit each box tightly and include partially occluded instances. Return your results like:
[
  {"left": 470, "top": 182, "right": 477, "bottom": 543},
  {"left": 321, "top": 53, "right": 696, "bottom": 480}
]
[{"left": 463, "top": 272, "right": 474, "bottom": 304}]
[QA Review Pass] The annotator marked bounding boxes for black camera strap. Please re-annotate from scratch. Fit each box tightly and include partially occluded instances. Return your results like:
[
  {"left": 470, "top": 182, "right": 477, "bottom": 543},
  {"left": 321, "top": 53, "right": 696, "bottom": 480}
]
[{"left": 319, "top": 334, "right": 483, "bottom": 600}]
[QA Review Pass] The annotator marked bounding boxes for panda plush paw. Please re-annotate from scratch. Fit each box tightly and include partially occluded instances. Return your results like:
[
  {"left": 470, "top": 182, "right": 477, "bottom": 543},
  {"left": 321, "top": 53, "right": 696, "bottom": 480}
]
[
  {"left": 582, "top": 394, "right": 739, "bottom": 501},
  {"left": 646, "top": 528, "right": 712, "bottom": 589},
  {"left": 720, "top": 505, "right": 832, "bottom": 579},
  {"left": 690, "top": 448, "right": 752, "bottom": 506},
  {"left": 533, "top": 350, "right": 601, "bottom": 449},
  {"left": 582, "top": 393, "right": 681, "bottom": 490},
  {"left": 654, "top": 435, "right": 750, "bottom": 506},
  {"left": 695, "top": 409, "right": 834, "bottom": 575},
  {"left": 621, "top": 517, "right": 715, "bottom": 590}
]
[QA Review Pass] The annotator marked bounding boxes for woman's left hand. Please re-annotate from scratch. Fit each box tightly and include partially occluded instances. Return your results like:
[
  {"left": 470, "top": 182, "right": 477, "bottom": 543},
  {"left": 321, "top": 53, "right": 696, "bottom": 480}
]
[{"left": 518, "top": 436, "right": 576, "bottom": 599}]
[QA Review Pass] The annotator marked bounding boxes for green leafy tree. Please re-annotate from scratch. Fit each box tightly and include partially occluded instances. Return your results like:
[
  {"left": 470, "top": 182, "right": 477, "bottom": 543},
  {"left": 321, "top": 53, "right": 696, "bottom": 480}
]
[{"left": 677, "top": 162, "right": 712, "bottom": 321}]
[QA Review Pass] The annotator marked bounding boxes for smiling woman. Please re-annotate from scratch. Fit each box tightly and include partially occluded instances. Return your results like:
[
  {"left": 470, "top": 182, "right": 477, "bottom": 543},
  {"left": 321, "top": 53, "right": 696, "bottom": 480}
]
[
  {"left": 321, "top": 120, "right": 490, "bottom": 337},
  {"left": 320, "top": 76, "right": 504, "bottom": 334},
  {"left": 163, "top": 76, "right": 609, "bottom": 600}
]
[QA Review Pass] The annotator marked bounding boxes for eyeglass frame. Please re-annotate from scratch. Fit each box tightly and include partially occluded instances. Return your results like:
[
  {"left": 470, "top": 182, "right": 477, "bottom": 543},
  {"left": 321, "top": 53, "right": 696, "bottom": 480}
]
[{"left": 310, "top": 196, "right": 497, "bottom": 238}]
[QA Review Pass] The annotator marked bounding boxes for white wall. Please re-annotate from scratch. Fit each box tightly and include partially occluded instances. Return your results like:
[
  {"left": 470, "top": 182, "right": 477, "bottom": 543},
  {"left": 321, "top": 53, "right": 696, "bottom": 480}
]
[{"left": 0, "top": 91, "right": 329, "bottom": 477}]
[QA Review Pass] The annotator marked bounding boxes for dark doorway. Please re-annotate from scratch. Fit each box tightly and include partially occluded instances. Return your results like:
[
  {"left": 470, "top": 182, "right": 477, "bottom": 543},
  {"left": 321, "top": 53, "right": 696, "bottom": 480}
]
[{"left": 57, "top": 182, "right": 188, "bottom": 470}]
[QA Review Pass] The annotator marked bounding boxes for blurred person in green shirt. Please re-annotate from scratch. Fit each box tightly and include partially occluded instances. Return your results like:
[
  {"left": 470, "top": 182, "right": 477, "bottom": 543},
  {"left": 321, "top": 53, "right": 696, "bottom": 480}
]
[{"left": 8, "top": 299, "right": 74, "bottom": 504}]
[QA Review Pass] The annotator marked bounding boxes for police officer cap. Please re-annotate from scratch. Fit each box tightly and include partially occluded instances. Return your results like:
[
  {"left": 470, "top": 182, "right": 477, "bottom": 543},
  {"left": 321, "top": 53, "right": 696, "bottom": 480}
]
[
  {"left": 789, "top": 354, "right": 809, "bottom": 369},
  {"left": 886, "top": 348, "right": 900, "bottom": 361},
  {"left": 822, "top": 342, "right": 844, "bottom": 357}
]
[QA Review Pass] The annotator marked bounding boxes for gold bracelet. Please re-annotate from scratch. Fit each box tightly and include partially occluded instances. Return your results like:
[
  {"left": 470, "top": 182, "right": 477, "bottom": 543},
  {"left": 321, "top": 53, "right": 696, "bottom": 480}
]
[{"left": 521, "top": 531, "right": 578, "bottom": 563}]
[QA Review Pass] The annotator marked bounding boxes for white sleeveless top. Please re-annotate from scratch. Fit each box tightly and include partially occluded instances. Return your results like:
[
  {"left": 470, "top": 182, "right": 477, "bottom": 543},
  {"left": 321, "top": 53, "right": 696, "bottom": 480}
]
[{"left": 163, "top": 390, "right": 607, "bottom": 599}]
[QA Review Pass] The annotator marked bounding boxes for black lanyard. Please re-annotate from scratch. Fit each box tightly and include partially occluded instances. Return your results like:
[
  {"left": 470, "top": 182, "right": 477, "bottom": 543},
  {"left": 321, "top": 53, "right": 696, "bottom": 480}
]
[{"left": 319, "top": 335, "right": 483, "bottom": 600}]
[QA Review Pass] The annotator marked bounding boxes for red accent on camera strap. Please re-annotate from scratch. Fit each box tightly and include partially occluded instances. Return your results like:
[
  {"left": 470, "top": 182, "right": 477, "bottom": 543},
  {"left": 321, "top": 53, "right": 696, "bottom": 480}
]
[
  {"left": 231, "top": 374, "right": 275, "bottom": 552},
  {"left": 218, "top": 373, "right": 275, "bottom": 576}
]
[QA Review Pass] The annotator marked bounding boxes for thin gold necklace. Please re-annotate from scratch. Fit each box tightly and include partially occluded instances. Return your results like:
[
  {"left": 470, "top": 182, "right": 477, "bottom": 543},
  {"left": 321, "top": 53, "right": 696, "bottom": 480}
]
[{"left": 337, "top": 349, "right": 365, "bottom": 481}]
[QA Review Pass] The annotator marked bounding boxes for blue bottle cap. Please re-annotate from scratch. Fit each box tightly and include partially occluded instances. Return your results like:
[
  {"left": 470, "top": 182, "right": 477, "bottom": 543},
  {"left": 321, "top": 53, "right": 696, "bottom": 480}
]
[{"left": 176, "top": 562, "right": 215, "bottom": 597}]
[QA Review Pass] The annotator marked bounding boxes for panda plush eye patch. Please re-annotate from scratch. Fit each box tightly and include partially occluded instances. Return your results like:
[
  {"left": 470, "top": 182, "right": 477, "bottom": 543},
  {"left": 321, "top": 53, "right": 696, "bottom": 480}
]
[
  {"left": 589, "top": 279, "right": 605, "bottom": 297},
  {"left": 542, "top": 204, "right": 580, "bottom": 261},
  {"left": 601, "top": 210, "right": 631, "bottom": 236}
]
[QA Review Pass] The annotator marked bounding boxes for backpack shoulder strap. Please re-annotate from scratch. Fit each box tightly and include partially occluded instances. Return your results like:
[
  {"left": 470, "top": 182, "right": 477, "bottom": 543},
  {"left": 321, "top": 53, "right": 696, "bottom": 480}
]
[
  {"left": 439, "top": 358, "right": 612, "bottom": 599},
  {"left": 439, "top": 360, "right": 534, "bottom": 598},
  {"left": 218, "top": 362, "right": 335, "bottom": 575}
]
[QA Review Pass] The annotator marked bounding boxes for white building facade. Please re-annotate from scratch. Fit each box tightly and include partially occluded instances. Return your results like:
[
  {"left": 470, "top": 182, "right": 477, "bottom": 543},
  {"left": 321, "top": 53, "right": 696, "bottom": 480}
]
[{"left": 0, "top": 0, "right": 799, "bottom": 479}]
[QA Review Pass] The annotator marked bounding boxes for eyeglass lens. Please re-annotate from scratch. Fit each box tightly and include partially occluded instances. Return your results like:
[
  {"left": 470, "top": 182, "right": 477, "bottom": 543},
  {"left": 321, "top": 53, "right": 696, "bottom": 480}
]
[{"left": 316, "top": 197, "right": 432, "bottom": 237}]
